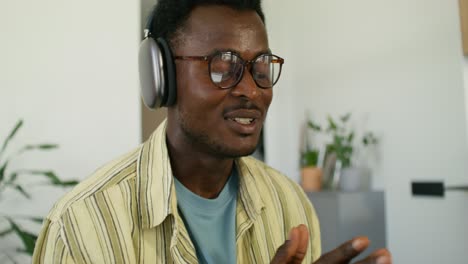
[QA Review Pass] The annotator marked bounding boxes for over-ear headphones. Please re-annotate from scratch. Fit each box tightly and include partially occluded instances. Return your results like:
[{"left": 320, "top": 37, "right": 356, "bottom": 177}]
[{"left": 138, "top": 12, "right": 177, "bottom": 109}]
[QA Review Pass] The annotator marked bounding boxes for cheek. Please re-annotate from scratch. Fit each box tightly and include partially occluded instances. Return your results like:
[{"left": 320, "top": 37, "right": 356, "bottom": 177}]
[
  {"left": 176, "top": 64, "right": 226, "bottom": 117},
  {"left": 262, "top": 89, "right": 273, "bottom": 111},
  {"left": 176, "top": 63, "right": 213, "bottom": 96}
]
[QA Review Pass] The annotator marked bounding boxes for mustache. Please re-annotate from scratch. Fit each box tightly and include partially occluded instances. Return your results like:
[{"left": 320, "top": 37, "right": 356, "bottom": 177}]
[{"left": 222, "top": 101, "right": 262, "bottom": 115}]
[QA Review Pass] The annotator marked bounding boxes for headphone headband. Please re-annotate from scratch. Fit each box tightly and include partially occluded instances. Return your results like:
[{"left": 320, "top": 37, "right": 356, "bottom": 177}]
[{"left": 144, "top": 11, "right": 155, "bottom": 38}]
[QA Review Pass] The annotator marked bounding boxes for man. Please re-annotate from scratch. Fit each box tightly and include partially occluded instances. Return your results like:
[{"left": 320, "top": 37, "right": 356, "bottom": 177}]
[{"left": 33, "top": 0, "right": 392, "bottom": 263}]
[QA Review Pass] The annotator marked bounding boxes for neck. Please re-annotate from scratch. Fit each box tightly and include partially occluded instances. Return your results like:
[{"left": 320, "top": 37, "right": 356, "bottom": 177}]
[{"left": 166, "top": 131, "right": 234, "bottom": 200}]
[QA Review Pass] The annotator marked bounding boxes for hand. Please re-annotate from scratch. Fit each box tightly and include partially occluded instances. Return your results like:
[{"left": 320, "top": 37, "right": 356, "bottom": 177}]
[
  {"left": 271, "top": 225, "right": 310, "bottom": 264},
  {"left": 314, "top": 236, "right": 391, "bottom": 264},
  {"left": 271, "top": 225, "right": 392, "bottom": 264}
]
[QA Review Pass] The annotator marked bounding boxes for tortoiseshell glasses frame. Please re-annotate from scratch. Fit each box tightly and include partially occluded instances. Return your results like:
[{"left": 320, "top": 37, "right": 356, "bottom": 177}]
[{"left": 174, "top": 51, "right": 284, "bottom": 89}]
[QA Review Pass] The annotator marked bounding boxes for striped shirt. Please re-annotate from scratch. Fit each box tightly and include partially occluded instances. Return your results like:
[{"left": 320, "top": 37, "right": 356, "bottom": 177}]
[{"left": 33, "top": 120, "right": 321, "bottom": 264}]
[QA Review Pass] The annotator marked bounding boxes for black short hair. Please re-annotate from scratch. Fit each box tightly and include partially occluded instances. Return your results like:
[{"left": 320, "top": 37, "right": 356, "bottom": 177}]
[{"left": 149, "top": 0, "right": 265, "bottom": 48}]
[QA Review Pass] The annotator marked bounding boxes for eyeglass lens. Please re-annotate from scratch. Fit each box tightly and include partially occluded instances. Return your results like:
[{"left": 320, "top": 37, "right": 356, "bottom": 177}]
[{"left": 209, "top": 52, "right": 282, "bottom": 89}]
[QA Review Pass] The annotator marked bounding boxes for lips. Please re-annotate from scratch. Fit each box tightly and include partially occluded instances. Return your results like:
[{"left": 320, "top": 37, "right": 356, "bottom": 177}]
[{"left": 224, "top": 109, "right": 263, "bottom": 135}]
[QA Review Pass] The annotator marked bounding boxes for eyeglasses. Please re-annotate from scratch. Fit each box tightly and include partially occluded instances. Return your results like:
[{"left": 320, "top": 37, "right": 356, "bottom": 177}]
[{"left": 174, "top": 51, "right": 284, "bottom": 89}]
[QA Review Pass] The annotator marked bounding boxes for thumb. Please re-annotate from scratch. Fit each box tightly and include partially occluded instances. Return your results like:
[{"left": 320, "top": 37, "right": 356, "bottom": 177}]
[{"left": 270, "top": 227, "right": 301, "bottom": 264}]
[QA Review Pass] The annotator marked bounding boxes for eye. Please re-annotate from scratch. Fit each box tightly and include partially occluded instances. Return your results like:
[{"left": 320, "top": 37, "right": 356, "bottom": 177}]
[
  {"left": 221, "top": 52, "right": 235, "bottom": 62},
  {"left": 253, "top": 62, "right": 271, "bottom": 80},
  {"left": 253, "top": 72, "right": 268, "bottom": 80}
]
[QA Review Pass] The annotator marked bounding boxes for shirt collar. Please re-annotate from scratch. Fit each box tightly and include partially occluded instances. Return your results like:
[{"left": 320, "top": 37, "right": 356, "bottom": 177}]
[
  {"left": 235, "top": 158, "right": 266, "bottom": 221},
  {"left": 136, "top": 119, "right": 265, "bottom": 229},
  {"left": 136, "top": 119, "right": 177, "bottom": 229}
]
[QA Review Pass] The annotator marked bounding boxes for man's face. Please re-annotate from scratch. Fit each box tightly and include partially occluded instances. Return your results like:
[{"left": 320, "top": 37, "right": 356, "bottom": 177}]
[{"left": 168, "top": 5, "right": 272, "bottom": 158}]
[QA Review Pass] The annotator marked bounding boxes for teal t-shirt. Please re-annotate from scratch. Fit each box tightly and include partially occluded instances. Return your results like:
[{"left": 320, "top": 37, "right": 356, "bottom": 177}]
[{"left": 174, "top": 169, "right": 238, "bottom": 264}]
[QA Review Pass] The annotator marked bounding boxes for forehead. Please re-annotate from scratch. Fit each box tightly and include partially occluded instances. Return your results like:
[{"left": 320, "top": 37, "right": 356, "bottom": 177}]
[{"left": 174, "top": 5, "right": 269, "bottom": 57}]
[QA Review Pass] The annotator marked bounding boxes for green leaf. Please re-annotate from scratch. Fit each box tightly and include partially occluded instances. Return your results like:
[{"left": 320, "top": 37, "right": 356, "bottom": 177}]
[
  {"left": 21, "top": 170, "right": 60, "bottom": 184},
  {"left": 0, "top": 120, "right": 23, "bottom": 160},
  {"left": 7, "top": 218, "right": 37, "bottom": 255},
  {"left": 0, "top": 161, "right": 7, "bottom": 182},
  {"left": 13, "top": 185, "right": 31, "bottom": 199},
  {"left": 362, "top": 132, "right": 378, "bottom": 146},
  {"left": 15, "top": 144, "right": 59, "bottom": 157},
  {"left": 7, "top": 172, "right": 18, "bottom": 184},
  {"left": 327, "top": 144, "right": 336, "bottom": 153},
  {"left": 7, "top": 170, "right": 78, "bottom": 187},
  {"left": 28, "top": 217, "right": 44, "bottom": 224},
  {"left": 340, "top": 113, "right": 351, "bottom": 123},
  {"left": 301, "top": 150, "right": 319, "bottom": 167},
  {"left": 53, "top": 180, "right": 79, "bottom": 187},
  {"left": 42, "top": 171, "right": 61, "bottom": 184},
  {"left": 327, "top": 116, "right": 337, "bottom": 131},
  {"left": 23, "top": 144, "right": 59, "bottom": 151},
  {"left": 347, "top": 132, "right": 355, "bottom": 143},
  {"left": 307, "top": 121, "right": 322, "bottom": 132},
  {"left": 343, "top": 146, "right": 353, "bottom": 154},
  {"left": 26, "top": 144, "right": 58, "bottom": 150},
  {"left": 341, "top": 159, "right": 352, "bottom": 168},
  {"left": 0, "top": 228, "right": 14, "bottom": 237},
  {"left": 333, "top": 135, "right": 343, "bottom": 146}
]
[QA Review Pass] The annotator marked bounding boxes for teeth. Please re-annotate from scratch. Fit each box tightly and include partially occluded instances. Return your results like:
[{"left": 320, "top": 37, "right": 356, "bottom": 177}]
[{"left": 233, "top": 118, "right": 254, "bottom": 124}]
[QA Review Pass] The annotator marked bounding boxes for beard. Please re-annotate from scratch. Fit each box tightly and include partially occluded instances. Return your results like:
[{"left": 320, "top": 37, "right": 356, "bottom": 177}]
[{"left": 177, "top": 109, "right": 258, "bottom": 159}]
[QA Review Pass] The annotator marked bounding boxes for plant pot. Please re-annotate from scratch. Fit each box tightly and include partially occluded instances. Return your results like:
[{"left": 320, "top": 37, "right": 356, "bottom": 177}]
[
  {"left": 338, "top": 167, "right": 371, "bottom": 192},
  {"left": 301, "top": 166, "right": 323, "bottom": 192}
]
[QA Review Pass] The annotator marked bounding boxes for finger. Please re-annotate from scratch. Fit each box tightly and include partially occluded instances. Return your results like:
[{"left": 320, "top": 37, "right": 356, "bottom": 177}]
[
  {"left": 354, "top": 248, "right": 392, "bottom": 264},
  {"left": 290, "top": 224, "right": 309, "bottom": 264},
  {"left": 271, "top": 227, "right": 300, "bottom": 264},
  {"left": 314, "top": 236, "right": 370, "bottom": 264},
  {"left": 288, "top": 225, "right": 309, "bottom": 264}
]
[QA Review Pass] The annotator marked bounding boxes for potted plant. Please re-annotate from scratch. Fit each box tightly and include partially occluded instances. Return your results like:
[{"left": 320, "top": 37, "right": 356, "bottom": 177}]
[
  {"left": 0, "top": 120, "right": 78, "bottom": 262},
  {"left": 309, "top": 113, "right": 378, "bottom": 191},
  {"left": 300, "top": 120, "right": 323, "bottom": 192}
]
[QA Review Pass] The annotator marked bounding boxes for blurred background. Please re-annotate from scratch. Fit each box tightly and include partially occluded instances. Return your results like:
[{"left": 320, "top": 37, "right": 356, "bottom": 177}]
[{"left": 1, "top": 0, "right": 468, "bottom": 263}]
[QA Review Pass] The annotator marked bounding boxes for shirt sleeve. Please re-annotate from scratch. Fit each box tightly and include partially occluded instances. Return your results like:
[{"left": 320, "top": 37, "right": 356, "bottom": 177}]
[
  {"left": 292, "top": 182, "right": 322, "bottom": 262},
  {"left": 33, "top": 219, "right": 76, "bottom": 264}
]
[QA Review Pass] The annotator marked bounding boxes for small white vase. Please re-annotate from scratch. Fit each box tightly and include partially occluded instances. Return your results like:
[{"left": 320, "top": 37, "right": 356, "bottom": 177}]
[{"left": 338, "top": 167, "right": 371, "bottom": 192}]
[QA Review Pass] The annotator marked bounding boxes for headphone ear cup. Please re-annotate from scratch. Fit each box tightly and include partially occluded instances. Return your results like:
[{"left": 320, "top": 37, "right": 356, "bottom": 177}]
[
  {"left": 156, "top": 38, "right": 177, "bottom": 107},
  {"left": 138, "top": 37, "right": 168, "bottom": 109}
]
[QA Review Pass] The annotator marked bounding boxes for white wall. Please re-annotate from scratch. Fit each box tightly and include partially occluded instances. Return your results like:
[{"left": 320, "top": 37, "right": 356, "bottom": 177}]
[
  {"left": 264, "top": 0, "right": 468, "bottom": 263},
  {"left": 0, "top": 0, "right": 140, "bottom": 262}
]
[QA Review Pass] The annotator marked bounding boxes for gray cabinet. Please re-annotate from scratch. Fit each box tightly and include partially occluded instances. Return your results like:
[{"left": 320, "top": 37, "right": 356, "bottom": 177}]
[{"left": 306, "top": 191, "right": 386, "bottom": 257}]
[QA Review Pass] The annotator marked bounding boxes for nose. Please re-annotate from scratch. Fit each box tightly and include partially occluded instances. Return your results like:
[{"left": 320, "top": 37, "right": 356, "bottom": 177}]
[{"left": 230, "top": 69, "right": 259, "bottom": 100}]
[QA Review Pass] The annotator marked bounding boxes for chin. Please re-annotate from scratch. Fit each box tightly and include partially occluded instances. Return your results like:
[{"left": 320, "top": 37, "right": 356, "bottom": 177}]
[
  {"left": 178, "top": 118, "right": 260, "bottom": 158},
  {"left": 212, "top": 142, "right": 258, "bottom": 159},
  {"left": 231, "top": 147, "right": 257, "bottom": 158}
]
